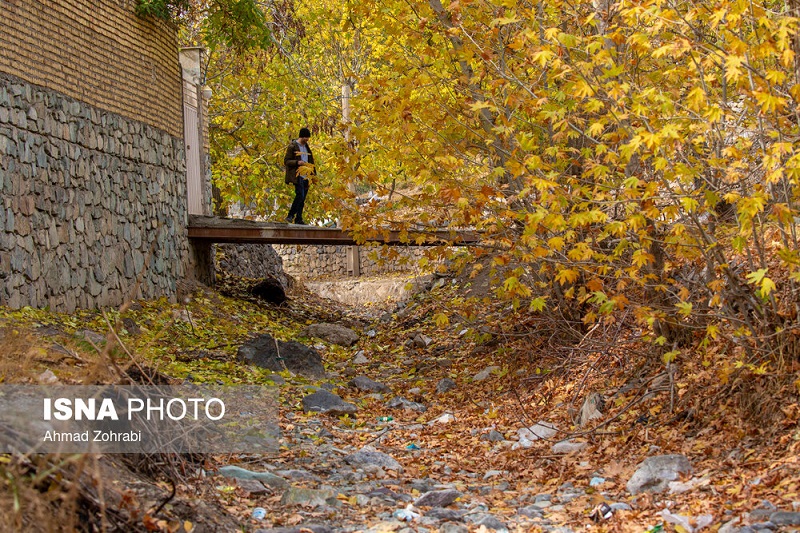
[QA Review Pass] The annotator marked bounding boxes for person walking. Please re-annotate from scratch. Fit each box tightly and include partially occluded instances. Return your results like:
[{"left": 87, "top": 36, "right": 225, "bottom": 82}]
[{"left": 284, "top": 127, "right": 315, "bottom": 225}]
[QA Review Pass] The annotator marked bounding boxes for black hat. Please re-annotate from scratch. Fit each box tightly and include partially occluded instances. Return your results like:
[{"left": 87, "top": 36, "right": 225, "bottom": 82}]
[{"left": 299, "top": 127, "right": 311, "bottom": 138}]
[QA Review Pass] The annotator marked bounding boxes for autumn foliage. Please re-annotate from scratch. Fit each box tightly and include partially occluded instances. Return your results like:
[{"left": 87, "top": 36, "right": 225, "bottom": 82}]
[{"left": 199, "top": 0, "right": 800, "bottom": 366}]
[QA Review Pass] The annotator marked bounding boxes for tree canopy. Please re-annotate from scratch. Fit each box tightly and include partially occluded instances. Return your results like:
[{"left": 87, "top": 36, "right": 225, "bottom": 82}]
[{"left": 146, "top": 0, "right": 800, "bottom": 364}]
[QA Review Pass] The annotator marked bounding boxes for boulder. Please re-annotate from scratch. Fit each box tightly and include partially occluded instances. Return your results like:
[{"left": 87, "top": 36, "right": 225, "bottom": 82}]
[
  {"left": 344, "top": 445, "right": 402, "bottom": 471},
  {"left": 414, "top": 489, "right": 462, "bottom": 508},
  {"left": 302, "top": 390, "right": 358, "bottom": 416},
  {"left": 217, "top": 465, "right": 288, "bottom": 490},
  {"left": 303, "top": 323, "right": 359, "bottom": 346},
  {"left": 238, "top": 334, "right": 325, "bottom": 378},
  {"left": 771, "top": 512, "right": 800, "bottom": 526},
  {"left": 280, "top": 487, "right": 337, "bottom": 508},
  {"left": 349, "top": 375, "right": 390, "bottom": 393},
  {"left": 626, "top": 455, "right": 692, "bottom": 495}
]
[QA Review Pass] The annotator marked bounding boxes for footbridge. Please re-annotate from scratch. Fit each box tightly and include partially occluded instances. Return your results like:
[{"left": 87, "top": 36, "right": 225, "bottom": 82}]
[{"left": 187, "top": 215, "right": 480, "bottom": 246}]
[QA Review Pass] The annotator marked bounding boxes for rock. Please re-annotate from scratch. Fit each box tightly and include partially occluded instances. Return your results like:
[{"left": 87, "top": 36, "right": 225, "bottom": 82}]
[
  {"left": 483, "top": 470, "right": 505, "bottom": 480},
  {"left": 410, "top": 479, "right": 434, "bottom": 493},
  {"left": 235, "top": 478, "right": 269, "bottom": 496},
  {"left": 37, "top": 369, "right": 59, "bottom": 385},
  {"left": 465, "top": 513, "right": 508, "bottom": 531},
  {"left": 414, "top": 489, "right": 462, "bottom": 508},
  {"left": 480, "top": 430, "right": 505, "bottom": 442},
  {"left": 250, "top": 277, "right": 287, "bottom": 304},
  {"left": 626, "top": 455, "right": 692, "bottom": 495},
  {"left": 439, "top": 524, "right": 468, "bottom": 533},
  {"left": 264, "top": 373, "right": 286, "bottom": 385},
  {"left": 353, "top": 351, "right": 369, "bottom": 365},
  {"left": 303, "top": 323, "right": 359, "bottom": 347},
  {"left": 551, "top": 439, "right": 588, "bottom": 454},
  {"left": 387, "top": 396, "right": 426, "bottom": 412},
  {"left": 371, "top": 487, "right": 409, "bottom": 502},
  {"left": 280, "top": 487, "right": 337, "bottom": 508},
  {"left": 349, "top": 375, "right": 390, "bottom": 393},
  {"left": 217, "top": 465, "right": 288, "bottom": 490},
  {"left": 413, "top": 333, "right": 433, "bottom": 348},
  {"left": 512, "top": 422, "right": 558, "bottom": 449},
  {"left": 255, "top": 526, "right": 332, "bottom": 533},
  {"left": 79, "top": 329, "right": 105, "bottom": 344},
  {"left": 718, "top": 518, "right": 740, "bottom": 533},
  {"left": 238, "top": 334, "right": 325, "bottom": 378},
  {"left": 436, "top": 378, "right": 457, "bottom": 394},
  {"left": 302, "top": 390, "right": 358, "bottom": 416},
  {"left": 609, "top": 502, "right": 632, "bottom": 512},
  {"left": 425, "top": 508, "right": 464, "bottom": 521},
  {"left": 473, "top": 365, "right": 500, "bottom": 382},
  {"left": 771, "top": 512, "right": 800, "bottom": 526},
  {"left": 519, "top": 505, "right": 544, "bottom": 518},
  {"left": 276, "top": 469, "right": 319, "bottom": 482},
  {"left": 344, "top": 446, "right": 403, "bottom": 471}
]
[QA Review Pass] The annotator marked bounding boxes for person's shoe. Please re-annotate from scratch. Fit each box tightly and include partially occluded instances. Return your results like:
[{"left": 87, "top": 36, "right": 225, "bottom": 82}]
[
  {"left": 284, "top": 216, "right": 294, "bottom": 224},
  {"left": 295, "top": 219, "right": 306, "bottom": 225}
]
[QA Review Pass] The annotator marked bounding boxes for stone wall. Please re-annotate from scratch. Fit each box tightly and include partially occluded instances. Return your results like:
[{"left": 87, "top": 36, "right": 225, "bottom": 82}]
[
  {"left": 0, "top": 1, "right": 191, "bottom": 312},
  {"left": 215, "top": 244, "right": 288, "bottom": 288},
  {"left": 273, "top": 244, "right": 426, "bottom": 279}
]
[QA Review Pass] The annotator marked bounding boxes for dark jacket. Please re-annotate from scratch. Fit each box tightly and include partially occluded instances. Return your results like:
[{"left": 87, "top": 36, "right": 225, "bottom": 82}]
[{"left": 284, "top": 140, "right": 315, "bottom": 185}]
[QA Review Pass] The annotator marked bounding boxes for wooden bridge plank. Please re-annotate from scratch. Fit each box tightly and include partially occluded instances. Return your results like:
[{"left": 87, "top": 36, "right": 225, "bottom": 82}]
[{"left": 187, "top": 215, "right": 478, "bottom": 246}]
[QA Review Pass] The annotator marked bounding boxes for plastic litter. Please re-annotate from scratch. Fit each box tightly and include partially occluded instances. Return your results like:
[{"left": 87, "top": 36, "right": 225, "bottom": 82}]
[
  {"left": 252, "top": 507, "right": 266, "bottom": 520},
  {"left": 406, "top": 443, "right": 421, "bottom": 450},
  {"left": 589, "top": 502, "right": 613, "bottom": 521},
  {"left": 436, "top": 413, "right": 456, "bottom": 424},
  {"left": 393, "top": 504, "right": 420, "bottom": 522},
  {"left": 696, "top": 515, "right": 714, "bottom": 530},
  {"left": 378, "top": 416, "right": 393, "bottom": 422},
  {"left": 660, "top": 509, "right": 692, "bottom": 531},
  {"left": 645, "top": 525, "right": 663, "bottom": 533},
  {"left": 658, "top": 509, "right": 714, "bottom": 532}
]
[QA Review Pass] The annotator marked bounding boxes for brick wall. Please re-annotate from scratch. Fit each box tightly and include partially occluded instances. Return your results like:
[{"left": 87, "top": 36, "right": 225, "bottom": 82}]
[
  {"left": 0, "top": 1, "right": 191, "bottom": 311},
  {"left": 0, "top": 0, "right": 182, "bottom": 137}
]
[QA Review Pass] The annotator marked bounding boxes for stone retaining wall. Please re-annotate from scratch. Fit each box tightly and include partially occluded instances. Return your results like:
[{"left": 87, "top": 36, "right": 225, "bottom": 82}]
[
  {"left": 273, "top": 244, "right": 426, "bottom": 279},
  {"left": 0, "top": 72, "right": 188, "bottom": 311},
  {"left": 215, "top": 243, "right": 288, "bottom": 288}
]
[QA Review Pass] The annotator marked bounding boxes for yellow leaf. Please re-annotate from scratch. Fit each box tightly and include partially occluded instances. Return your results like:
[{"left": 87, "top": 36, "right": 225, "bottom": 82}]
[{"left": 555, "top": 268, "right": 579, "bottom": 285}]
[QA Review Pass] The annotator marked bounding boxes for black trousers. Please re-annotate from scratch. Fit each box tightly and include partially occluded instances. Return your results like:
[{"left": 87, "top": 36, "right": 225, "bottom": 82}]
[{"left": 287, "top": 178, "right": 309, "bottom": 223}]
